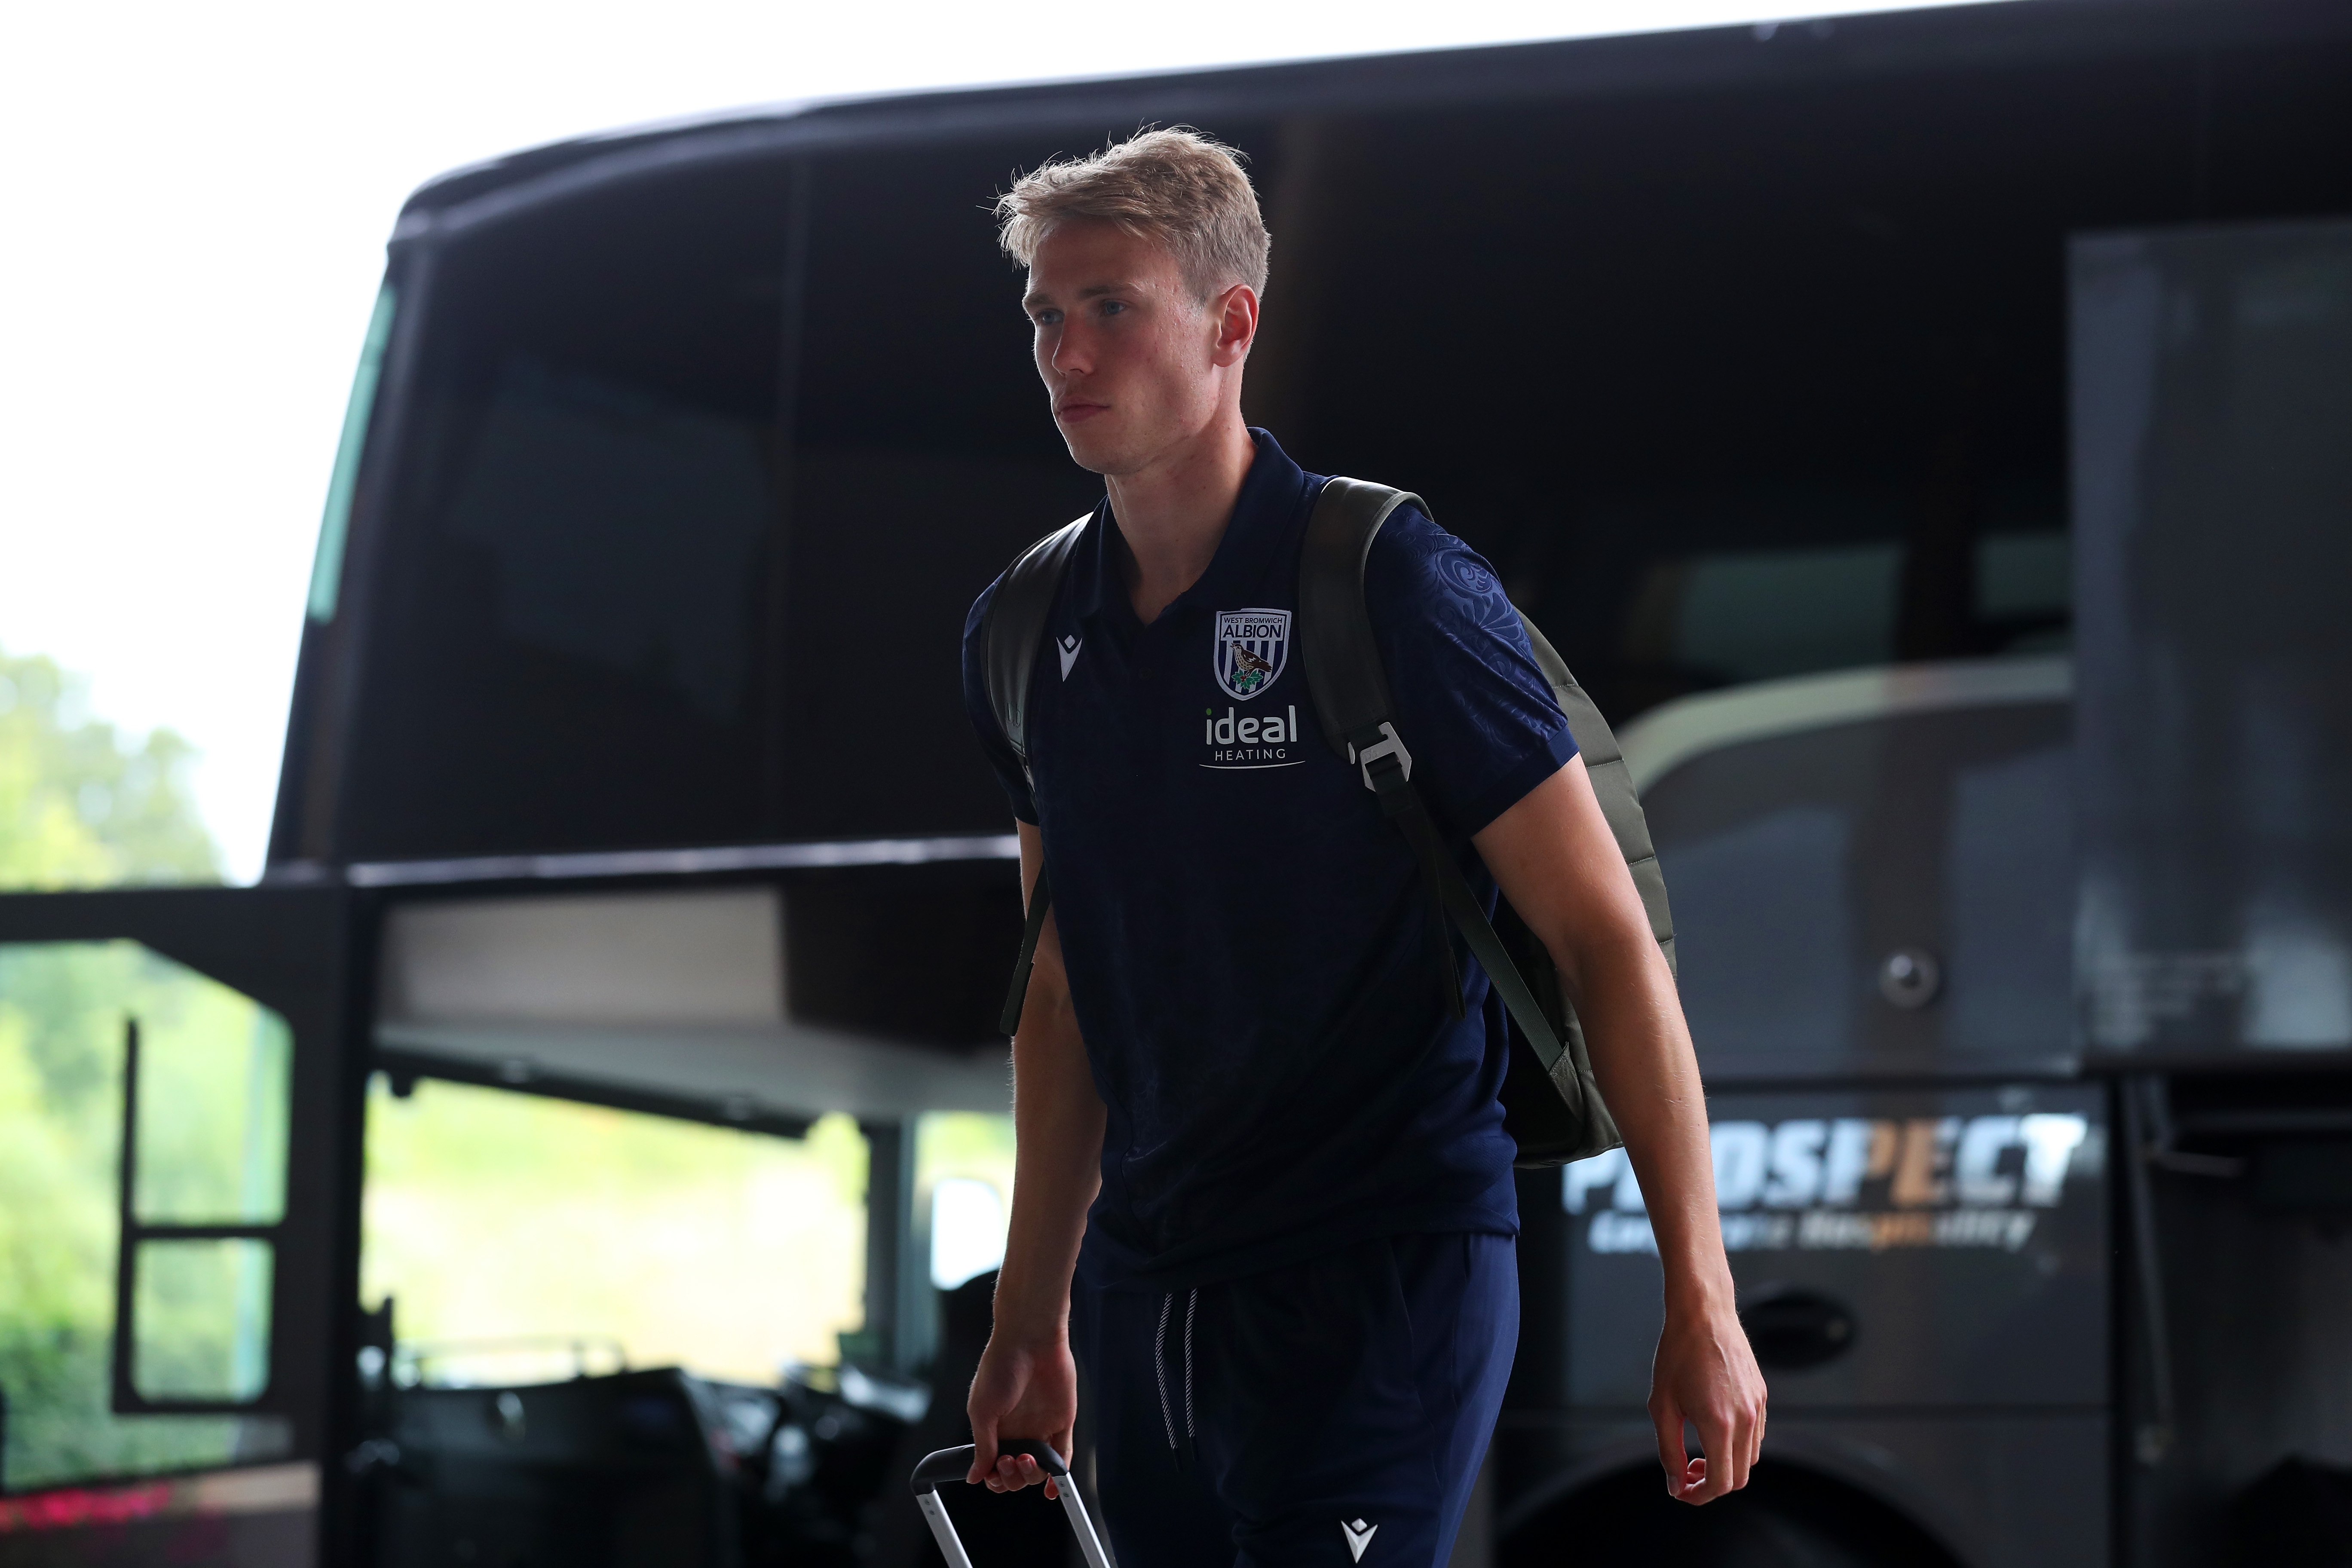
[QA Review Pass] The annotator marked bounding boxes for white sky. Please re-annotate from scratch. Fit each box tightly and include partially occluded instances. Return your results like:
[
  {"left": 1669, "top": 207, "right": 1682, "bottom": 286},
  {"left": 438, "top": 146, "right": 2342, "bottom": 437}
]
[{"left": 0, "top": 0, "right": 1985, "bottom": 882}]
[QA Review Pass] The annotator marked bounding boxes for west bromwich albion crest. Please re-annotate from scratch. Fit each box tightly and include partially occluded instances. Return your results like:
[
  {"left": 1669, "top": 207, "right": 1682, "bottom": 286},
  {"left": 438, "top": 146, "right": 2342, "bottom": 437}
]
[{"left": 1214, "top": 608, "right": 1291, "bottom": 701}]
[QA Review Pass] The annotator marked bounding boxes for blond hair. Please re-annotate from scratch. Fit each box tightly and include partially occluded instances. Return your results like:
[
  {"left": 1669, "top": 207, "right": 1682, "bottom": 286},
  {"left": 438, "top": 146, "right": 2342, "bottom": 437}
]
[{"left": 995, "top": 128, "right": 1270, "bottom": 303}]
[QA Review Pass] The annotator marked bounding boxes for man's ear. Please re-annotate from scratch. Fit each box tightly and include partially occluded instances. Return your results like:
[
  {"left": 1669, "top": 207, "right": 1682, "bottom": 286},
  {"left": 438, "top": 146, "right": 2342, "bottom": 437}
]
[{"left": 1211, "top": 283, "right": 1259, "bottom": 367}]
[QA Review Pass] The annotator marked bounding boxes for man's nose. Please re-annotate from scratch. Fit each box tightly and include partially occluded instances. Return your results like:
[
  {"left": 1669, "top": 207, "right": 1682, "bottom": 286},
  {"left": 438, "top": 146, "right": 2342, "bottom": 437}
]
[{"left": 1048, "top": 322, "right": 1093, "bottom": 376}]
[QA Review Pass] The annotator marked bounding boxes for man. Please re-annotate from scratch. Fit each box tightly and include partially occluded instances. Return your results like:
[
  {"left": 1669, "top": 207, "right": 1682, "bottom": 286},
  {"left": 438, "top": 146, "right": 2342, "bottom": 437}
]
[{"left": 958, "top": 128, "right": 1764, "bottom": 1566}]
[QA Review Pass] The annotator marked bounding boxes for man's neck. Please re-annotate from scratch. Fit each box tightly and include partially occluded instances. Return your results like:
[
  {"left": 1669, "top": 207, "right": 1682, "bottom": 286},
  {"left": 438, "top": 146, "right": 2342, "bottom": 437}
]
[{"left": 1105, "top": 413, "right": 1258, "bottom": 625}]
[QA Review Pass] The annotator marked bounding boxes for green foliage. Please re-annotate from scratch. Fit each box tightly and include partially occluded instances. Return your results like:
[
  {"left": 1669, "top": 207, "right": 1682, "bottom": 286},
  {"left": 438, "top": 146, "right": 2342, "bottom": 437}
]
[
  {"left": 0, "top": 649, "right": 220, "bottom": 891},
  {"left": 0, "top": 943, "right": 277, "bottom": 1489},
  {"left": 0, "top": 649, "right": 247, "bottom": 1489}
]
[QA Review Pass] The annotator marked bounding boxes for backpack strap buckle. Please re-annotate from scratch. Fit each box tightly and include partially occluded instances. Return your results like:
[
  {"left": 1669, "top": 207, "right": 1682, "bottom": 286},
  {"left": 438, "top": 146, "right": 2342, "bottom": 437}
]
[{"left": 1347, "top": 721, "right": 1414, "bottom": 790}]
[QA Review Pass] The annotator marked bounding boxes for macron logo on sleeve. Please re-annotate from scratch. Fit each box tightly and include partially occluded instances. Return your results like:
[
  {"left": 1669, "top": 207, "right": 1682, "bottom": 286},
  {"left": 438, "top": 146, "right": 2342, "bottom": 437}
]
[
  {"left": 1341, "top": 1519, "right": 1377, "bottom": 1561},
  {"left": 1058, "top": 634, "right": 1082, "bottom": 679}
]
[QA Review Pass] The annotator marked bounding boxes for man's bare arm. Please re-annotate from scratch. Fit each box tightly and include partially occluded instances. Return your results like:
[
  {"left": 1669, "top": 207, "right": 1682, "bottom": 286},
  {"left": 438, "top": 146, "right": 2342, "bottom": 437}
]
[
  {"left": 1473, "top": 756, "right": 1767, "bottom": 1503},
  {"left": 965, "top": 820, "right": 1106, "bottom": 1498}
]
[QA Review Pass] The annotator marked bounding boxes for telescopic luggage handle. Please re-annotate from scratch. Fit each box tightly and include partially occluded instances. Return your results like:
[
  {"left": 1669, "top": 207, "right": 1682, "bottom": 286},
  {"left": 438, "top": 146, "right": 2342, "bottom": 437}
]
[{"left": 910, "top": 1441, "right": 1113, "bottom": 1568}]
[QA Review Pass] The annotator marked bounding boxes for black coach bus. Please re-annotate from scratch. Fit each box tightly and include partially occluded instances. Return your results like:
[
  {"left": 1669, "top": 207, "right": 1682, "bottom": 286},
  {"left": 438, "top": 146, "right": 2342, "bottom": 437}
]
[{"left": 3, "top": 2, "right": 2349, "bottom": 1564}]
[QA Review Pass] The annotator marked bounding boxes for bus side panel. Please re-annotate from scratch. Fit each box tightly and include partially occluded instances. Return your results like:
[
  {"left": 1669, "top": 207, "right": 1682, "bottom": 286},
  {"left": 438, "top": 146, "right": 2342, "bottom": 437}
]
[
  {"left": 0, "top": 1466, "right": 316, "bottom": 1568},
  {"left": 1511, "top": 1083, "right": 2107, "bottom": 1565}
]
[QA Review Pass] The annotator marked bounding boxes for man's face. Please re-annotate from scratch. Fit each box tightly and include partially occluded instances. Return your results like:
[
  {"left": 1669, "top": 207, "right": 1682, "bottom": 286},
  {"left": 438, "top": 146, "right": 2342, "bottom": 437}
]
[{"left": 1023, "top": 220, "right": 1240, "bottom": 476}]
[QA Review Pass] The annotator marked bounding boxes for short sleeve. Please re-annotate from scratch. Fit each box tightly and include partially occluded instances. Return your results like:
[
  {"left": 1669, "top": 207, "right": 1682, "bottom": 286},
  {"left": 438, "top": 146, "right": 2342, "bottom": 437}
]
[
  {"left": 961, "top": 581, "right": 1041, "bottom": 824},
  {"left": 1362, "top": 509, "right": 1577, "bottom": 838}
]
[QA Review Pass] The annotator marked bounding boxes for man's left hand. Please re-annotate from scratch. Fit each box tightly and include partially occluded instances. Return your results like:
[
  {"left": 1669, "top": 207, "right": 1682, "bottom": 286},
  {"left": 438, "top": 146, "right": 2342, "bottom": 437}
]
[{"left": 1648, "top": 1290, "right": 1768, "bottom": 1504}]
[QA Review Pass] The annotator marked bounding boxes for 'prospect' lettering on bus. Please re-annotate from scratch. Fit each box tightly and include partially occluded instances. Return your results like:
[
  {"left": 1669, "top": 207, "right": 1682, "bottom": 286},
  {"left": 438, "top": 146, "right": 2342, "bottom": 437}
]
[{"left": 1565, "top": 1113, "right": 2094, "bottom": 1256}]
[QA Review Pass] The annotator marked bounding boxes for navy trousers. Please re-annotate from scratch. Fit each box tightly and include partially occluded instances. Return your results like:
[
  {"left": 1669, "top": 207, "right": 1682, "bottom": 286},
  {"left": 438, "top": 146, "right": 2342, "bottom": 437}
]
[{"left": 1072, "top": 1232, "right": 1516, "bottom": 1568}]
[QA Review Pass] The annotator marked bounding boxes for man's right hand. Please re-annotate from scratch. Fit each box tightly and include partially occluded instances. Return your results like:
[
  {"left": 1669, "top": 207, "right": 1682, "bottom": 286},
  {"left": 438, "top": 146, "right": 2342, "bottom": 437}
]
[{"left": 966, "top": 1331, "right": 1079, "bottom": 1500}]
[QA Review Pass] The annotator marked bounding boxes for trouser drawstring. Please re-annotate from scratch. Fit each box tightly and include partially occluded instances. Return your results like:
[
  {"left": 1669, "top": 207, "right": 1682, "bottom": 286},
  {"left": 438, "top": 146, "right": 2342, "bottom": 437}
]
[{"left": 1155, "top": 1289, "right": 1198, "bottom": 1471}]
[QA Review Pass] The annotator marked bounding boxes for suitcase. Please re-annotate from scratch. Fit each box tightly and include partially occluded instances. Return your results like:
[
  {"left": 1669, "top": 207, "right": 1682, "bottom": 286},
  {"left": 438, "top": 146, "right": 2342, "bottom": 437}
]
[{"left": 910, "top": 1441, "right": 1114, "bottom": 1568}]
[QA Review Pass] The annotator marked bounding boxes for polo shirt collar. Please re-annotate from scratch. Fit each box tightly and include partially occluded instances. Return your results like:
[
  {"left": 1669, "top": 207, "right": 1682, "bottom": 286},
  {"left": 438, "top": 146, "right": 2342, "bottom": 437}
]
[{"left": 1071, "top": 429, "right": 1314, "bottom": 626}]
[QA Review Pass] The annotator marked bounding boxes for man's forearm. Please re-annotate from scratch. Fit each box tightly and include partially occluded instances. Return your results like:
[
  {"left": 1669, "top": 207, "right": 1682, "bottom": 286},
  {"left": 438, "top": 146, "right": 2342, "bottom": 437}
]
[
  {"left": 994, "top": 820, "right": 1107, "bottom": 1343},
  {"left": 1479, "top": 749, "right": 1766, "bottom": 1499},
  {"left": 1559, "top": 927, "right": 1733, "bottom": 1308},
  {"left": 996, "top": 975, "right": 1105, "bottom": 1338},
  {"left": 1473, "top": 761, "right": 1731, "bottom": 1305},
  {"left": 963, "top": 828, "right": 1106, "bottom": 1490}
]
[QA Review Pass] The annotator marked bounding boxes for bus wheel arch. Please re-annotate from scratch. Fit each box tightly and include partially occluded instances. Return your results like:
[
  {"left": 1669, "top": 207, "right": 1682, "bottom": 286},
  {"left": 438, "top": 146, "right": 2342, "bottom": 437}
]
[{"left": 1496, "top": 1453, "right": 1968, "bottom": 1568}]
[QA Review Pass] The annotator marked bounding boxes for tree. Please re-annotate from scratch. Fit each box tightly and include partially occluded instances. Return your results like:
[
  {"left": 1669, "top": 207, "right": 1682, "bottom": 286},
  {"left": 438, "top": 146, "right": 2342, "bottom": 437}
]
[
  {"left": 0, "top": 648, "right": 236, "bottom": 1489},
  {"left": 0, "top": 649, "right": 220, "bottom": 892}
]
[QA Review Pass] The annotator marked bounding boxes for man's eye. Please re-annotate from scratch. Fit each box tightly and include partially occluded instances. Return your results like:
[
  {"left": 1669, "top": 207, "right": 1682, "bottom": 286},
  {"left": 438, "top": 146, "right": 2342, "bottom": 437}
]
[
  {"left": 1033, "top": 309, "right": 1061, "bottom": 327},
  {"left": 1099, "top": 300, "right": 1127, "bottom": 316}
]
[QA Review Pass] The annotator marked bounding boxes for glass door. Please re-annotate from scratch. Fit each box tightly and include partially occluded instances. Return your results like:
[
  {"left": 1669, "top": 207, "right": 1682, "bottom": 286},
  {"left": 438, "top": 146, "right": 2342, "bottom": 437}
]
[{"left": 0, "top": 885, "right": 353, "bottom": 1568}]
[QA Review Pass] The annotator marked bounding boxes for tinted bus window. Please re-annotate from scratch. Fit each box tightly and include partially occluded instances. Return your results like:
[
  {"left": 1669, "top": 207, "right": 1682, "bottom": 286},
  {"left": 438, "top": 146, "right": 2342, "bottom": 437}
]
[
  {"left": 339, "top": 143, "right": 1121, "bottom": 861},
  {"left": 340, "top": 163, "right": 793, "bottom": 860},
  {"left": 775, "top": 144, "right": 1114, "bottom": 842}
]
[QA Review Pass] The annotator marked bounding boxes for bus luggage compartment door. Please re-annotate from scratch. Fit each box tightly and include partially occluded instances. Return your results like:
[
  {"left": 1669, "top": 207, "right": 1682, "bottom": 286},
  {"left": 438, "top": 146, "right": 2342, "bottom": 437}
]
[{"left": 1533, "top": 1082, "right": 2107, "bottom": 1568}]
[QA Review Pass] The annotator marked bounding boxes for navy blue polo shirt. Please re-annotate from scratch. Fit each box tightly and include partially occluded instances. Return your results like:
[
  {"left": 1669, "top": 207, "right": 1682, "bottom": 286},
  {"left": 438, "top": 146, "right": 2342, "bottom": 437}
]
[{"left": 961, "top": 431, "right": 1577, "bottom": 1291}]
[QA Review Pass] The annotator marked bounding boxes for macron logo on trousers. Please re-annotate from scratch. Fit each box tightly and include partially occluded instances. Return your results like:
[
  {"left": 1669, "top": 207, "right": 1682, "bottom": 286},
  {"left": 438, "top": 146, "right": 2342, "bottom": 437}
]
[{"left": 1342, "top": 1519, "right": 1377, "bottom": 1561}]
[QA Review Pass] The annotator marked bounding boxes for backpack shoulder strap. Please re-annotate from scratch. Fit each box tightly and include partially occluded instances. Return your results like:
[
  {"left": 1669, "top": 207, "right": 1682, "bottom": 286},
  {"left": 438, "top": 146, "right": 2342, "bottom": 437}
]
[
  {"left": 1295, "top": 478, "right": 1569, "bottom": 1061},
  {"left": 1298, "top": 478, "right": 1423, "bottom": 762},
  {"left": 980, "top": 511, "right": 1088, "bottom": 1036},
  {"left": 979, "top": 513, "right": 1091, "bottom": 766},
  {"left": 1298, "top": 476, "right": 1674, "bottom": 975},
  {"left": 1292, "top": 476, "right": 1675, "bottom": 1162}
]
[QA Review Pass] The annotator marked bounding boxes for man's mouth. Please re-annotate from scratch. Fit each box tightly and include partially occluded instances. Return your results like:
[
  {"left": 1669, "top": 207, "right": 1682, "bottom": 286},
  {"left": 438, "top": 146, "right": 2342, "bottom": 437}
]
[{"left": 1055, "top": 399, "right": 1109, "bottom": 424}]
